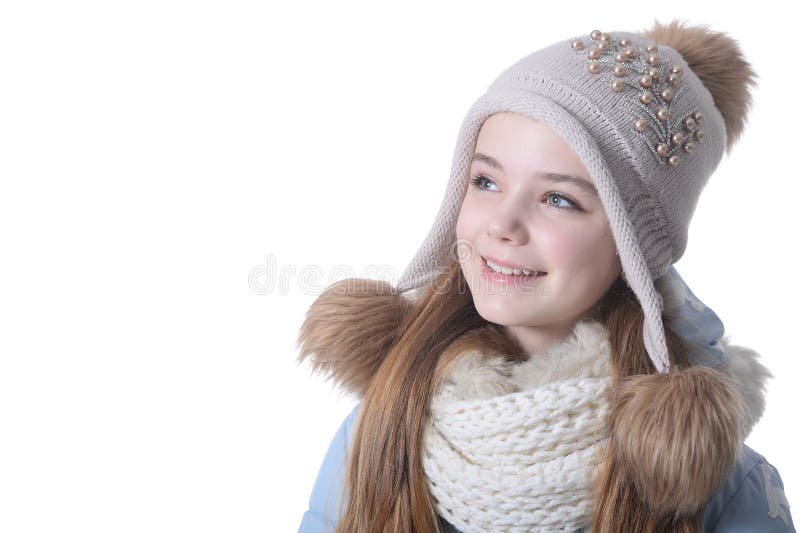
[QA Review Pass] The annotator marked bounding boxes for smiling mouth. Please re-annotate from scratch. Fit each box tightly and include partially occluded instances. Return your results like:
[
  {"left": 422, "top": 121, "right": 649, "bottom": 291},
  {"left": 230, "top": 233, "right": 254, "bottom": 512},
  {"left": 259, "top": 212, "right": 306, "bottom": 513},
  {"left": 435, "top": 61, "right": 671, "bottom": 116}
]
[{"left": 482, "top": 256, "right": 547, "bottom": 277}]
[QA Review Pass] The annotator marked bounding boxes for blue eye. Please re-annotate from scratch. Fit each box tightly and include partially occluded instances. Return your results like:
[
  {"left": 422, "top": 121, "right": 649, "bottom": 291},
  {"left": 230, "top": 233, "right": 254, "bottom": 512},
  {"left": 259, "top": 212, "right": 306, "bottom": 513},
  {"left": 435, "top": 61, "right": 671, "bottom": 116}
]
[
  {"left": 469, "top": 175, "right": 582, "bottom": 211},
  {"left": 469, "top": 175, "right": 498, "bottom": 191},
  {"left": 545, "top": 192, "right": 578, "bottom": 210}
]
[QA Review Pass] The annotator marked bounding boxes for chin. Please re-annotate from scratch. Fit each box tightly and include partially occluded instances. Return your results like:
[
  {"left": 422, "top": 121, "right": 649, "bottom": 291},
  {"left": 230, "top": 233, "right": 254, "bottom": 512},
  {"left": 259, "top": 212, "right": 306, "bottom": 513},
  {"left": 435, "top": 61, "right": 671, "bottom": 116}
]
[{"left": 473, "top": 294, "right": 535, "bottom": 325}]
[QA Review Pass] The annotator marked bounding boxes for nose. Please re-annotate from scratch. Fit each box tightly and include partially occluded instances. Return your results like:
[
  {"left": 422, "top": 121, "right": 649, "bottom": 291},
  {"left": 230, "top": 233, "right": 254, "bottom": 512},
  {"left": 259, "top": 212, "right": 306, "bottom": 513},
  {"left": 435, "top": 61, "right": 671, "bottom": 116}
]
[{"left": 486, "top": 196, "right": 529, "bottom": 245}]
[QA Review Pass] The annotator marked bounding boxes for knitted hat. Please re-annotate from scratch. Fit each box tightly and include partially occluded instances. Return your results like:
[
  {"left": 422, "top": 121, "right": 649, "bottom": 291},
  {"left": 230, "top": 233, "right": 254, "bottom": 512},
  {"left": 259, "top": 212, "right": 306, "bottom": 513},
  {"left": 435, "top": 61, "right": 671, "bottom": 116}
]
[{"left": 396, "top": 20, "right": 757, "bottom": 373}]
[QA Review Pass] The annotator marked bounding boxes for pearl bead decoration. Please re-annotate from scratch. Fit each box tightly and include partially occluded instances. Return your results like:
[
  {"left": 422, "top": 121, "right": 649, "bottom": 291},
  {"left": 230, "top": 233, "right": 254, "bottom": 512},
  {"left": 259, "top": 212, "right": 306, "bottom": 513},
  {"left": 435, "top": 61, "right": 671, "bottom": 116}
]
[{"left": 570, "top": 28, "right": 708, "bottom": 168}]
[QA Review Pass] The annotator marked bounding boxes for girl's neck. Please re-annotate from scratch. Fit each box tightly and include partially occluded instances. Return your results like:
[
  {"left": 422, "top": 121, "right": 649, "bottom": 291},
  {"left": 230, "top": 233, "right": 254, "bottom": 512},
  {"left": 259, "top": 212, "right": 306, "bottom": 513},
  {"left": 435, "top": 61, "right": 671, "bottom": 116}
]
[{"left": 502, "top": 305, "right": 604, "bottom": 356}]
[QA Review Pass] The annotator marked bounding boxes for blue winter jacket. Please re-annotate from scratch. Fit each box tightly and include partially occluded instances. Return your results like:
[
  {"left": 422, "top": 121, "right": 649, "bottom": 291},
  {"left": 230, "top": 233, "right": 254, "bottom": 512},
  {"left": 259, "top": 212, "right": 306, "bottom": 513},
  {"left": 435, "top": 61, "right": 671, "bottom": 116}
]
[{"left": 298, "top": 403, "right": 795, "bottom": 532}]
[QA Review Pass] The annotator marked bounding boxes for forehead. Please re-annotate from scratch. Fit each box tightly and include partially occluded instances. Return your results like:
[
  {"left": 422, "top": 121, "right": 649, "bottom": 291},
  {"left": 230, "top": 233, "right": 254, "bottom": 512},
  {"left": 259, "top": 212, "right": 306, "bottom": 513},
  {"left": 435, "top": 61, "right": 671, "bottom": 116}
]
[{"left": 474, "top": 112, "right": 590, "bottom": 178}]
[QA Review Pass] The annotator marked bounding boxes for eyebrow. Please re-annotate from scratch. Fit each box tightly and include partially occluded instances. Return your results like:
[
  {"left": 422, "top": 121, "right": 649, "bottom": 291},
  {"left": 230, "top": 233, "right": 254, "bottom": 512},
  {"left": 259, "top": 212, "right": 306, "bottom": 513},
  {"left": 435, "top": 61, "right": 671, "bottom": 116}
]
[{"left": 471, "top": 152, "right": 599, "bottom": 198}]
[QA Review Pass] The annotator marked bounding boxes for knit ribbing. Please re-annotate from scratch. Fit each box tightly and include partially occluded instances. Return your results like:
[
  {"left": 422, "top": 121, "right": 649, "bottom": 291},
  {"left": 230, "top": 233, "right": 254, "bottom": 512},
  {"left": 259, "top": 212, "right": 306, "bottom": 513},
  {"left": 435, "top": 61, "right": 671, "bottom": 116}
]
[
  {"left": 423, "top": 319, "right": 615, "bottom": 532},
  {"left": 424, "top": 377, "right": 610, "bottom": 532}
]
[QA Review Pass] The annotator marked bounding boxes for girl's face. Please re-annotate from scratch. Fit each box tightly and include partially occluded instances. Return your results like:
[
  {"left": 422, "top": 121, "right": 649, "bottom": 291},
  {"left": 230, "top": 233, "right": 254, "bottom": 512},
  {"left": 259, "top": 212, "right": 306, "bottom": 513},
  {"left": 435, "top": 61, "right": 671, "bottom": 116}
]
[{"left": 455, "top": 112, "right": 622, "bottom": 354}]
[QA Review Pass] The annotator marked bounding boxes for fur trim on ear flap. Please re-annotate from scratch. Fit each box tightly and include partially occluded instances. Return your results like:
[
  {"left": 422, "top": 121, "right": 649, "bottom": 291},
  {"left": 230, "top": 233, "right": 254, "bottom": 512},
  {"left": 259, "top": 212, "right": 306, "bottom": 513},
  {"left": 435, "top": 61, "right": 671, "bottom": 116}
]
[
  {"left": 296, "top": 278, "right": 414, "bottom": 398},
  {"left": 609, "top": 366, "right": 746, "bottom": 519}
]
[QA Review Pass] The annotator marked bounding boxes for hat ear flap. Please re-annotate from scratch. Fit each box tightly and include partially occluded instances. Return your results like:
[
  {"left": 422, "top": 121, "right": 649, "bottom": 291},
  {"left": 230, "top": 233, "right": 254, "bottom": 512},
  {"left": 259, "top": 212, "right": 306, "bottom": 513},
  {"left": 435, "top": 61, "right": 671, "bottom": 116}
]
[
  {"left": 296, "top": 278, "right": 414, "bottom": 398},
  {"left": 609, "top": 365, "right": 745, "bottom": 518}
]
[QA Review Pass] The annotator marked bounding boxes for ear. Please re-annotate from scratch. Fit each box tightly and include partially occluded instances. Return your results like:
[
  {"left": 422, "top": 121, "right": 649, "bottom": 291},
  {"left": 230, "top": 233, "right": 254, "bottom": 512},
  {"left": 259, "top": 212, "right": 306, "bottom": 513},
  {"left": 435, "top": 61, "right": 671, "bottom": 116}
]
[
  {"left": 296, "top": 278, "right": 415, "bottom": 398},
  {"left": 609, "top": 366, "right": 745, "bottom": 519}
]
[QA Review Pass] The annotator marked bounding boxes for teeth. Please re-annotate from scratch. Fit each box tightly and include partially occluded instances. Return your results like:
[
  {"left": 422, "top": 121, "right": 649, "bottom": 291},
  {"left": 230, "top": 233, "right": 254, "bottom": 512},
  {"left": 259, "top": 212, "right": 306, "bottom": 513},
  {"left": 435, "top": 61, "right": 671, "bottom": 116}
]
[{"left": 486, "top": 258, "right": 538, "bottom": 276}]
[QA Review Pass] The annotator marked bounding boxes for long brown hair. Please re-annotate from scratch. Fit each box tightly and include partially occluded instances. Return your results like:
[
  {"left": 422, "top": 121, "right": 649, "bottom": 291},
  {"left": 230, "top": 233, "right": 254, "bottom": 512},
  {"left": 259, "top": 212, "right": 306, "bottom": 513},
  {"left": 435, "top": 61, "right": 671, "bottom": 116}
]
[{"left": 333, "top": 258, "right": 701, "bottom": 532}]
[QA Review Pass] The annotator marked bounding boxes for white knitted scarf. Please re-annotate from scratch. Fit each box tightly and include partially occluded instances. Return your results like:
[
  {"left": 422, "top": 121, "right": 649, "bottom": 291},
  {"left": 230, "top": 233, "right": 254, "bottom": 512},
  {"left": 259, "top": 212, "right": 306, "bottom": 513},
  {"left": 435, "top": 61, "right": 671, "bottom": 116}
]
[{"left": 423, "top": 319, "right": 613, "bottom": 533}]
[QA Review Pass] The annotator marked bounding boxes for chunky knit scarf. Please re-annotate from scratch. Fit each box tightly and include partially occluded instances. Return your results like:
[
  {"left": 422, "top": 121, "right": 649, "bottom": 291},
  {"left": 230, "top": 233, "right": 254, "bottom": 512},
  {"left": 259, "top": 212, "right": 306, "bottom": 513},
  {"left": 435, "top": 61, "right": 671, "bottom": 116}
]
[{"left": 423, "top": 319, "right": 614, "bottom": 533}]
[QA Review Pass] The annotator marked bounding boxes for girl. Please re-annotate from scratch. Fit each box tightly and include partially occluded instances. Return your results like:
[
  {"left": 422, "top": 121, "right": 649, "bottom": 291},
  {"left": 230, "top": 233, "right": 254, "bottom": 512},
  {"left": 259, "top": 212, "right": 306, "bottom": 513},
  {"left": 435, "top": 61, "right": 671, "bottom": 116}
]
[{"left": 297, "top": 19, "right": 794, "bottom": 532}]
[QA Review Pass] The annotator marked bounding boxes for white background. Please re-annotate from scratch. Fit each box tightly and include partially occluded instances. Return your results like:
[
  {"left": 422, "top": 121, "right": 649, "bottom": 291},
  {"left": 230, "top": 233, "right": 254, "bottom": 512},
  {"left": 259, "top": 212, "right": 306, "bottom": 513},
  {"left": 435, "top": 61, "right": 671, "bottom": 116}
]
[{"left": 1, "top": 1, "right": 797, "bottom": 531}]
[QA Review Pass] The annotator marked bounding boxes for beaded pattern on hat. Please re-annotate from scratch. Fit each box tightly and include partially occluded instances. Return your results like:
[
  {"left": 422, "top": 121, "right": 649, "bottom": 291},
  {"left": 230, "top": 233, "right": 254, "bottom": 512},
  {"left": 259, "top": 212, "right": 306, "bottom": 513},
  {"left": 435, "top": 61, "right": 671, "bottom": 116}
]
[{"left": 570, "top": 29, "right": 707, "bottom": 169}]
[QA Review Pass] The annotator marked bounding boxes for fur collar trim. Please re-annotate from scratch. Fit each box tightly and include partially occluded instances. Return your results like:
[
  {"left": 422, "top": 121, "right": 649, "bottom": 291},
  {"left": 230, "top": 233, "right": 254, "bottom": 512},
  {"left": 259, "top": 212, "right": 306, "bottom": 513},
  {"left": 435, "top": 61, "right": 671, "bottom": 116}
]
[
  {"left": 434, "top": 317, "right": 769, "bottom": 445},
  {"left": 435, "top": 319, "right": 613, "bottom": 402}
]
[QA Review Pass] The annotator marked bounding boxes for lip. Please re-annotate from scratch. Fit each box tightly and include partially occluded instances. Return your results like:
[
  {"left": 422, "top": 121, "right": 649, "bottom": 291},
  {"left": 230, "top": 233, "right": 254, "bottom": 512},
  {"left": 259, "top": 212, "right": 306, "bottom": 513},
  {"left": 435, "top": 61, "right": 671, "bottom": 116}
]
[
  {"left": 480, "top": 256, "right": 547, "bottom": 286},
  {"left": 481, "top": 254, "right": 546, "bottom": 274}
]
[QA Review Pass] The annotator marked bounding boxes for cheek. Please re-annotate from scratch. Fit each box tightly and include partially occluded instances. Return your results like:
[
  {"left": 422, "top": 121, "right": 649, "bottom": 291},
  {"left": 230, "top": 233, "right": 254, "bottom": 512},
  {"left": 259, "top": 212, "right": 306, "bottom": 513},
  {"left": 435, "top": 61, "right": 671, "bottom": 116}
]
[
  {"left": 455, "top": 197, "right": 487, "bottom": 268},
  {"left": 455, "top": 195, "right": 479, "bottom": 240},
  {"left": 541, "top": 221, "right": 616, "bottom": 267}
]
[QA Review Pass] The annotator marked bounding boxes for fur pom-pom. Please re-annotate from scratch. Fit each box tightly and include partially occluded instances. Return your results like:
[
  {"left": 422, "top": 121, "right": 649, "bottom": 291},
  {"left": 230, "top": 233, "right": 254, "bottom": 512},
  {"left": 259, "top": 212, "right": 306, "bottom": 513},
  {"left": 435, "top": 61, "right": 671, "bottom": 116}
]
[
  {"left": 296, "top": 278, "right": 414, "bottom": 398},
  {"left": 609, "top": 366, "right": 746, "bottom": 518},
  {"left": 642, "top": 18, "right": 758, "bottom": 154}
]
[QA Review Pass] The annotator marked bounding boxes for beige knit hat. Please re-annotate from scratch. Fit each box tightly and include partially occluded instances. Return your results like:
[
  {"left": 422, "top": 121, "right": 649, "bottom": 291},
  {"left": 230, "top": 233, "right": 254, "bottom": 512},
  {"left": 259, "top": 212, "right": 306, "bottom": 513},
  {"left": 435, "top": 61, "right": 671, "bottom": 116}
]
[{"left": 396, "top": 20, "right": 757, "bottom": 373}]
